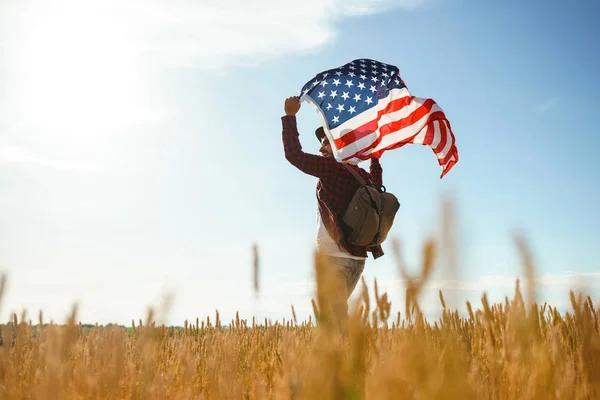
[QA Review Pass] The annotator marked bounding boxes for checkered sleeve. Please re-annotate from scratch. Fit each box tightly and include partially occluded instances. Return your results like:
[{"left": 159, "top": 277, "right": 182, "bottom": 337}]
[
  {"left": 369, "top": 158, "right": 382, "bottom": 185},
  {"left": 282, "top": 115, "right": 337, "bottom": 179}
]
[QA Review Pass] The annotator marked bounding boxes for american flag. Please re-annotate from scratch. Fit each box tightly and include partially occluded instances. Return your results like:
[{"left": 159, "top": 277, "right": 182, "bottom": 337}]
[{"left": 299, "top": 58, "right": 458, "bottom": 178}]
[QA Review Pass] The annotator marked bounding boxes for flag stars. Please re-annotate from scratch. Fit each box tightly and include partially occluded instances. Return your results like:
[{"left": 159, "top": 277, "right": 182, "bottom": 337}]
[
  {"left": 335, "top": 70, "right": 343, "bottom": 76},
  {"left": 336, "top": 104, "right": 345, "bottom": 112},
  {"left": 318, "top": 91, "right": 326, "bottom": 99},
  {"left": 369, "top": 85, "right": 377, "bottom": 93},
  {"left": 326, "top": 103, "right": 333, "bottom": 110},
  {"left": 348, "top": 106, "right": 356, "bottom": 114},
  {"left": 353, "top": 93, "right": 362, "bottom": 102},
  {"left": 357, "top": 82, "right": 366, "bottom": 90},
  {"left": 321, "top": 80, "right": 328, "bottom": 87},
  {"left": 333, "top": 78, "right": 341, "bottom": 86},
  {"left": 341, "top": 91, "right": 350, "bottom": 100},
  {"left": 345, "top": 80, "right": 354, "bottom": 88},
  {"left": 330, "top": 90, "right": 337, "bottom": 98},
  {"left": 365, "top": 96, "right": 373, "bottom": 105},
  {"left": 332, "top": 115, "right": 340, "bottom": 123},
  {"left": 371, "top": 76, "right": 379, "bottom": 82}
]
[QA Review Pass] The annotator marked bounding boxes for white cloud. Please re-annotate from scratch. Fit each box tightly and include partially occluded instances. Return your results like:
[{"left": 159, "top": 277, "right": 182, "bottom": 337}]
[
  {"left": 0, "top": 0, "right": 426, "bottom": 172},
  {"left": 109, "top": 0, "right": 426, "bottom": 69},
  {"left": 1, "top": 0, "right": 427, "bottom": 71}
]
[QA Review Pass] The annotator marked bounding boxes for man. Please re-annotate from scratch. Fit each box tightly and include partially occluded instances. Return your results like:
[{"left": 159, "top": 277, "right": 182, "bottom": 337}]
[{"left": 281, "top": 95, "right": 384, "bottom": 325}]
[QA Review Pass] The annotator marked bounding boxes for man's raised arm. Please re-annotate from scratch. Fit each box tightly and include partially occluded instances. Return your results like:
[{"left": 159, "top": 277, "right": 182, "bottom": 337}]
[{"left": 282, "top": 96, "right": 337, "bottom": 178}]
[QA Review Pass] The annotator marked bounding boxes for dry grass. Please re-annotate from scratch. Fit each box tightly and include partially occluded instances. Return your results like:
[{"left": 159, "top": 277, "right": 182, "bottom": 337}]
[{"left": 1, "top": 207, "right": 599, "bottom": 399}]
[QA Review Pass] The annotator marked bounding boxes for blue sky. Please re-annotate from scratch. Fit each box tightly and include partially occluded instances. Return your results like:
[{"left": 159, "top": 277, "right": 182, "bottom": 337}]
[{"left": 0, "top": 0, "right": 599, "bottom": 325}]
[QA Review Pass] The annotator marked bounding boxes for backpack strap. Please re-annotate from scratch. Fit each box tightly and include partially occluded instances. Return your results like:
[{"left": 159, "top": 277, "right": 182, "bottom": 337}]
[
  {"left": 342, "top": 163, "right": 367, "bottom": 185},
  {"left": 342, "top": 163, "right": 386, "bottom": 193}
]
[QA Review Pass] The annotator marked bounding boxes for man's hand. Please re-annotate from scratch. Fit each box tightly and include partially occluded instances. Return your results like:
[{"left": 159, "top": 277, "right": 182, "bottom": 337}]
[{"left": 284, "top": 96, "right": 301, "bottom": 116}]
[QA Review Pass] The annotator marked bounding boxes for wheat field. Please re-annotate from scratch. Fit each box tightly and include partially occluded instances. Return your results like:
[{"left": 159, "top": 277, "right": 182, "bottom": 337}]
[{"left": 1, "top": 229, "right": 599, "bottom": 399}]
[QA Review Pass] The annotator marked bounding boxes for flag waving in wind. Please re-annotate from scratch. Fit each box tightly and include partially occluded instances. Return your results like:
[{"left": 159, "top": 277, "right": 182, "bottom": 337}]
[{"left": 300, "top": 59, "right": 458, "bottom": 178}]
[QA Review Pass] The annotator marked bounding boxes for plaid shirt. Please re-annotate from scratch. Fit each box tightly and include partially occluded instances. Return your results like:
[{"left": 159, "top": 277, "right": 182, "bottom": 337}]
[{"left": 282, "top": 115, "right": 384, "bottom": 259}]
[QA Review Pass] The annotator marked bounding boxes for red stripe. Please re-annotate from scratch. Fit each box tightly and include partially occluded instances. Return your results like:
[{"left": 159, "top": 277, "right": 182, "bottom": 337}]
[
  {"left": 379, "top": 98, "right": 436, "bottom": 136},
  {"left": 440, "top": 158, "right": 458, "bottom": 178},
  {"left": 334, "top": 95, "right": 413, "bottom": 150},
  {"left": 343, "top": 108, "right": 450, "bottom": 161},
  {"left": 434, "top": 119, "right": 448, "bottom": 154},
  {"left": 423, "top": 122, "right": 435, "bottom": 145}
]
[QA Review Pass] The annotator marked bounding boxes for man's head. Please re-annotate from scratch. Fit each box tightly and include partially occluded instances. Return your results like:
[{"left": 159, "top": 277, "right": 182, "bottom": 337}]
[{"left": 315, "top": 126, "right": 333, "bottom": 157}]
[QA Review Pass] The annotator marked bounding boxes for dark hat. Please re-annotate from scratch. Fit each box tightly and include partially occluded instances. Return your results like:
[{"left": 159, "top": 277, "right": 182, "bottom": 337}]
[{"left": 315, "top": 126, "right": 326, "bottom": 143}]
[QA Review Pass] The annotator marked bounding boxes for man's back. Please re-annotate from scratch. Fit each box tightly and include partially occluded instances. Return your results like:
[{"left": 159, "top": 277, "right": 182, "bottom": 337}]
[{"left": 281, "top": 112, "right": 384, "bottom": 259}]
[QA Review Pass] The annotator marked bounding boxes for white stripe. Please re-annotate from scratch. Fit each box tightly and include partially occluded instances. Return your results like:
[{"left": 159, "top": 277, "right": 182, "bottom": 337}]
[
  {"left": 412, "top": 125, "right": 428, "bottom": 145},
  {"left": 376, "top": 97, "right": 441, "bottom": 130},
  {"left": 362, "top": 99, "right": 446, "bottom": 156},
  {"left": 431, "top": 119, "right": 442, "bottom": 149},
  {"left": 365, "top": 114, "right": 430, "bottom": 155},
  {"left": 437, "top": 120, "right": 455, "bottom": 160}
]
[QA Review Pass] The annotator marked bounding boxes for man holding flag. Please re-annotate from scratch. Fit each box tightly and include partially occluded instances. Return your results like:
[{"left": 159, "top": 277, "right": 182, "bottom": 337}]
[
  {"left": 282, "top": 95, "right": 384, "bottom": 328},
  {"left": 282, "top": 58, "right": 458, "bottom": 327}
]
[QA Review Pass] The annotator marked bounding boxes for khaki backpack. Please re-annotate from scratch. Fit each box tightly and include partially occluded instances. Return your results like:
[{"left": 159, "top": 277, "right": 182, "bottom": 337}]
[{"left": 340, "top": 163, "right": 400, "bottom": 248}]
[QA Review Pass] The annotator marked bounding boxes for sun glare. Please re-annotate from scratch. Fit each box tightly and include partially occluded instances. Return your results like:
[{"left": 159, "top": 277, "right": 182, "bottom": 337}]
[{"left": 12, "top": 1, "right": 149, "bottom": 153}]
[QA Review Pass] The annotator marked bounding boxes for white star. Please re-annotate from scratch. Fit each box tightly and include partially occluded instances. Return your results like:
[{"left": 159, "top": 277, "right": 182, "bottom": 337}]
[
  {"left": 371, "top": 76, "right": 378, "bottom": 82},
  {"left": 322, "top": 72, "right": 329, "bottom": 78},
  {"left": 360, "top": 74, "right": 367, "bottom": 80},
  {"left": 369, "top": 85, "right": 377, "bottom": 93},
  {"left": 353, "top": 94, "right": 361, "bottom": 102},
  {"left": 380, "top": 81, "right": 386, "bottom": 87},
  {"left": 348, "top": 106, "right": 356, "bottom": 114},
  {"left": 341, "top": 91, "right": 350, "bottom": 100},
  {"left": 330, "top": 90, "right": 337, "bottom": 98},
  {"left": 382, "top": 72, "right": 389, "bottom": 77},
  {"left": 326, "top": 103, "right": 333, "bottom": 110},
  {"left": 361, "top": 69, "right": 367, "bottom": 74},
  {"left": 332, "top": 115, "right": 340, "bottom": 123},
  {"left": 365, "top": 96, "right": 373, "bottom": 105},
  {"left": 357, "top": 82, "right": 366, "bottom": 90},
  {"left": 318, "top": 91, "right": 326, "bottom": 99},
  {"left": 312, "top": 79, "right": 320, "bottom": 86},
  {"left": 348, "top": 72, "right": 356, "bottom": 77},
  {"left": 349, "top": 65, "right": 356, "bottom": 70},
  {"left": 335, "top": 70, "right": 343, "bottom": 76},
  {"left": 395, "top": 79, "right": 401, "bottom": 85},
  {"left": 345, "top": 80, "right": 354, "bottom": 88},
  {"left": 333, "top": 78, "right": 341, "bottom": 86},
  {"left": 336, "top": 104, "right": 345, "bottom": 112},
  {"left": 303, "top": 88, "right": 309, "bottom": 95},
  {"left": 321, "top": 80, "right": 328, "bottom": 87}
]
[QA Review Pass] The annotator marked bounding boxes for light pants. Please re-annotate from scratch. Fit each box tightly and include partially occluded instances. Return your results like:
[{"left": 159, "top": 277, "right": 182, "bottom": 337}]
[{"left": 315, "top": 254, "right": 366, "bottom": 331}]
